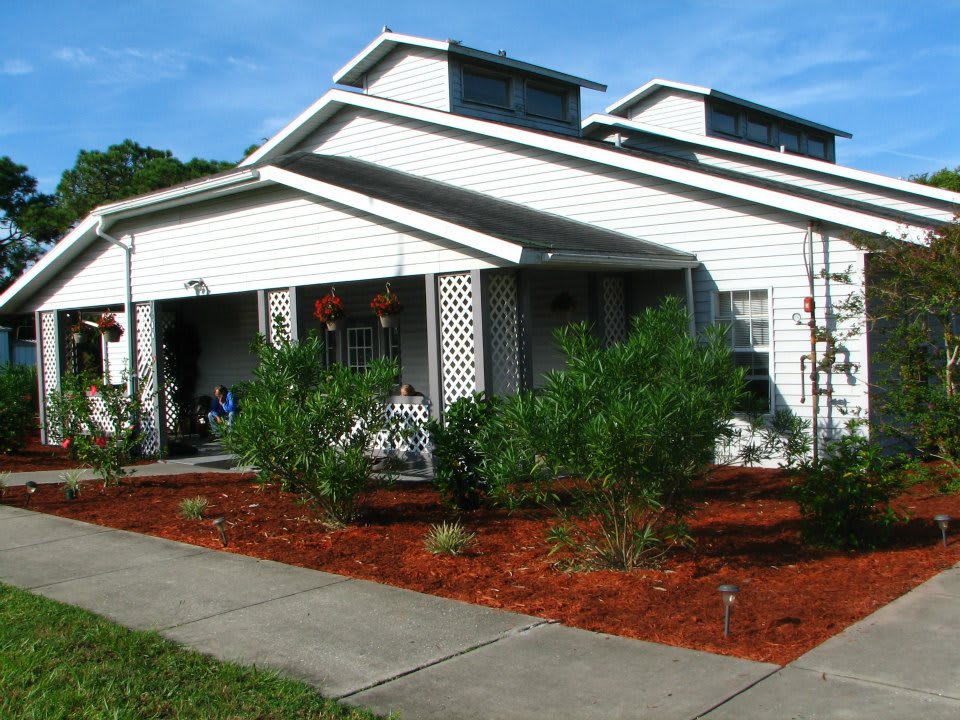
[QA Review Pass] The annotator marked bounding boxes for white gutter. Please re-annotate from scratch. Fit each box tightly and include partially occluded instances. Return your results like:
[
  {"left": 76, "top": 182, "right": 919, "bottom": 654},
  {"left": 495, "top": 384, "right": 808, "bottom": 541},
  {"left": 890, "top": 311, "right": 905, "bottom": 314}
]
[
  {"left": 541, "top": 252, "right": 699, "bottom": 270},
  {"left": 95, "top": 169, "right": 261, "bottom": 216},
  {"left": 96, "top": 219, "right": 136, "bottom": 398}
]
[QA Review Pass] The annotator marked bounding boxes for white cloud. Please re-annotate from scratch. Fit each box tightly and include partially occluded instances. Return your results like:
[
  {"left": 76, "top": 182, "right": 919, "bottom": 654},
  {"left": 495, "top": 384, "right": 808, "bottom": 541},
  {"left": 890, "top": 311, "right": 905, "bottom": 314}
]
[
  {"left": 54, "top": 47, "right": 96, "bottom": 66},
  {"left": 227, "top": 56, "right": 261, "bottom": 72},
  {"left": 1, "top": 59, "right": 33, "bottom": 75}
]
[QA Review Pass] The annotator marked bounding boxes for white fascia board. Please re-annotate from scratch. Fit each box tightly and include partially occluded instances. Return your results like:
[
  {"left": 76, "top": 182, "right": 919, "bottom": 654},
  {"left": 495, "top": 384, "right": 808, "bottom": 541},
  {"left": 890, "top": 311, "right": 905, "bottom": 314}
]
[
  {"left": 333, "top": 32, "right": 450, "bottom": 86},
  {"left": 259, "top": 165, "right": 527, "bottom": 264},
  {"left": 323, "top": 93, "right": 925, "bottom": 236},
  {"left": 94, "top": 169, "right": 261, "bottom": 215},
  {"left": 239, "top": 89, "right": 347, "bottom": 167},
  {"left": 605, "top": 78, "right": 710, "bottom": 115},
  {"left": 0, "top": 215, "right": 99, "bottom": 313},
  {"left": 584, "top": 114, "right": 960, "bottom": 206}
]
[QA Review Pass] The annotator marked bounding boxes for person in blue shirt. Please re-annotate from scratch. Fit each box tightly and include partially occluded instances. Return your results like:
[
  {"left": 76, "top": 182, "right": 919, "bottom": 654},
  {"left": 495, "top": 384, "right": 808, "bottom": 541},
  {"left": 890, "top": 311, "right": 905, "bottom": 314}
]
[{"left": 207, "top": 384, "right": 236, "bottom": 433}]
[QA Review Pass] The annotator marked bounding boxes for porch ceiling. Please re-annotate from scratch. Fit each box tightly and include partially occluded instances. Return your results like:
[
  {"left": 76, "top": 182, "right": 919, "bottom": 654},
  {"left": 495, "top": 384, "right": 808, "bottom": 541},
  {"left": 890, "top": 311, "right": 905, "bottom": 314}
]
[{"left": 265, "top": 153, "right": 698, "bottom": 269}]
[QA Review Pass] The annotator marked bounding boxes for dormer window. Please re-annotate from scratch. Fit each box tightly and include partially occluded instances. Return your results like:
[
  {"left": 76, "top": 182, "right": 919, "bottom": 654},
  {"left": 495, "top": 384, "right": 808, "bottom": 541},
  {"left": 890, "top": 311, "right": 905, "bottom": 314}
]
[
  {"left": 525, "top": 81, "right": 567, "bottom": 120},
  {"left": 807, "top": 136, "right": 827, "bottom": 159},
  {"left": 711, "top": 107, "right": 738, "bottom": 135},
  {"left": 462, "top": 66, "right": 512, "bottom": 108},
  {"left": 780, "top": 129, "right": 801, "bottom": 153},
  {"left": 746, "top": 118, "right": 771, "bottom": 144}
]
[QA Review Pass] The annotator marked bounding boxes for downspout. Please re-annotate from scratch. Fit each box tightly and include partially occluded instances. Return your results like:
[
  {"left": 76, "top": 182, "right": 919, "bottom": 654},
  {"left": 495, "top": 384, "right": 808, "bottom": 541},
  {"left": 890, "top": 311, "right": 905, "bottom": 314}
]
[
  {"left": 803, "top": 221, "right": 820, "bottom": 462},
  {"left": 96, "top": 218, "right": 136, "bottom": 399},
  {"left": 684, "top": 267, "right": 696, "bottom": 338}
]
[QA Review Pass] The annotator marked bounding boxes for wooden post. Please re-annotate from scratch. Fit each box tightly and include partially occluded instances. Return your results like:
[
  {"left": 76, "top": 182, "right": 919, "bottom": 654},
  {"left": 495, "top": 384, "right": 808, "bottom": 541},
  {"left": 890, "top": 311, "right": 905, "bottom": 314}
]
[{"left": 424, "top": 274, "right": 442, "bottom": 419}]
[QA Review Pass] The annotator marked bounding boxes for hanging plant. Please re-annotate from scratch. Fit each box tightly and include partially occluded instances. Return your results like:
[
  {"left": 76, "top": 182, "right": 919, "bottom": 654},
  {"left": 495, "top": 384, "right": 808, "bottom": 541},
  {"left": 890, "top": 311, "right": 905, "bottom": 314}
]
[
  {"left": 97, "top": 312, "right": 124, "bottom": 342},
  {"left": 370, "top": 283, "right": 402, "bottom": 328},
  {"left": 314, "top": 289, "right": 345, "bottom": 330}
]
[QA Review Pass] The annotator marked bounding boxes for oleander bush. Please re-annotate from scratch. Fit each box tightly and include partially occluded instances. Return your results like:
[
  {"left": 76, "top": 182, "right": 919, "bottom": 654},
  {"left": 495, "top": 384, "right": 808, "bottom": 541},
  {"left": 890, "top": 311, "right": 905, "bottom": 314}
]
[{"left": 0, "top": 363, "right": 37, "bottom": 454}]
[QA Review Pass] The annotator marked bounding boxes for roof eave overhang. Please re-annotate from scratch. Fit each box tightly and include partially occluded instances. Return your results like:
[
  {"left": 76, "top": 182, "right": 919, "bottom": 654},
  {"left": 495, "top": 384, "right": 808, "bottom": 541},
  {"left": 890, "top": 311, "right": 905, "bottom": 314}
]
[
  {"left": 333, "top": 31, "right": 606, "bottom": 91},
  {"left": 539, "top": 252, "right": 699, "bottom": 270}
]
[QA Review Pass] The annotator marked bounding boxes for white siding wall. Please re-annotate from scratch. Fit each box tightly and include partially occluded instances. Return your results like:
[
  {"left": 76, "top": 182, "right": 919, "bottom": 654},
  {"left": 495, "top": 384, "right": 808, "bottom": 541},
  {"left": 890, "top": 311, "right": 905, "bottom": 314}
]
[
  {"left": 188, "top": 293, "right": 261, "bottom": 392},
  {"left": 34, "top": 185, "right": 504, "bottom": 312},
  {"left": 303, "top": 107, "right": 870, "bottom": 433},
  {"left": 621, "top": 135, "right": 958, "bottom": 222},
  {"left": 625, "top": 90, "right": 706, "bottom": 135},
  {"left": 364, "top": 47, "right": 450, "bottom": 111}
]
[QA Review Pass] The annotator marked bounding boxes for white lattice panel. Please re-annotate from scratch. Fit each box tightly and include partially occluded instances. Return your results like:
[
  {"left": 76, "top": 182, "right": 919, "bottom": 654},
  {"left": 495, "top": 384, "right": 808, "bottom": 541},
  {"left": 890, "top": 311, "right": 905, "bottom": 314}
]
[
  {"left": 438, "top": 273, "right": 476, "bottom": 408},
  {"left": 87, "top": 393, "right": 116, "bottom": 434},
  {"left": 158, "top": 312, "right": 179, "bottom": 436},
  {"left": 267, "top": 289, "right": 291, "bottom": 346},
  {"left": 40, "top": 312, "right": 60, "bottom": 441},
  {"left": 602, "top": 276, "right": 627, "bottom": 346},
  {"left": 374, "top": 401, "right": 432, "bottom": 454},
  {"left": 488, "top": 273, "right": 520, "bottom": 395},
  {"left": 135, "top": 304, "right": 160, "bottom": 455}
]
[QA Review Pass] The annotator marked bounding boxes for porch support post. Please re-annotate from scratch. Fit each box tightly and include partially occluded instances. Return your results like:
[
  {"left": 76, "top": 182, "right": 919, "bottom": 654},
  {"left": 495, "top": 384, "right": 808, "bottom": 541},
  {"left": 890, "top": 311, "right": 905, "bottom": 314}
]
[
  {"left": 684, "top": 267, "right": 696, "bottom": 338},
  {"left": 256, "top": 290, "right": 268, "bottom": 337},
  {"left": 517, "top": 270, "right": 534, "bottom": 390},
  {"left": 35, "top": 311, "right": 49, "bottom": 444},
  {"left": 471, "top": 270, "right": 489, "bottom": 395},
  {"left": 424, "top": 273, "right": 442, "bottom": 420},
  {"left": 288, "top": 286, "right": 300, "bottom": 342}
]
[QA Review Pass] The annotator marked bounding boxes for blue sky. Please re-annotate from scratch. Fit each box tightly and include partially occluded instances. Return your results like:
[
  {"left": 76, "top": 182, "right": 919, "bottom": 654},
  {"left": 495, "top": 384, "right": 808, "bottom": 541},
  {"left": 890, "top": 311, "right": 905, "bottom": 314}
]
[{"left": 3, "top": 1, "right": 959, "bottom": 193}]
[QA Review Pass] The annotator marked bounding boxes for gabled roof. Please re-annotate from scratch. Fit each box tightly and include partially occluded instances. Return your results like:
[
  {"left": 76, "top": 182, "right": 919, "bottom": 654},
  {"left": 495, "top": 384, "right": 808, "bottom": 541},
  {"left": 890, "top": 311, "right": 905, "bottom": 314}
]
[
  {"left": 605, "top": 79, "right": 852, "bottom": 139},
  {"left": 240, "top": 90, "right": 941, "bottom": 238},
  {"left": 582, "top": 114, "right": 960, "bottom": 207},
  {"left": 333, "top": 31, "right": 607, "bottom": 91},
  {"left": 265, "top": 153, "right": 695, "bottom": 266}
]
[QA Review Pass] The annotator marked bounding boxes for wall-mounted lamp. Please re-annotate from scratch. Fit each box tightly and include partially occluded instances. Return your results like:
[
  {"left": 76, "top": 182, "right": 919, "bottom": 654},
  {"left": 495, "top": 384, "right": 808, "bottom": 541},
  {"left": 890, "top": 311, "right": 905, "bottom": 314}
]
[{"left": 184, "top": 279, "right": 208, "bottom": 296}]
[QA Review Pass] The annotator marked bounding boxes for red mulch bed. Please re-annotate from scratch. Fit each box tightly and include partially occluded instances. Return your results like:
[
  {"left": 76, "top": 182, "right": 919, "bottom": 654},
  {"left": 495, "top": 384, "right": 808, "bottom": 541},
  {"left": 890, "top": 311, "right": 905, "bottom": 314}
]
[
  {"left": 3, "top": 465, "right": 959, "bottom": 665},
  {"left": 0, "top": 434, "right": 74, "bottom": 471}
]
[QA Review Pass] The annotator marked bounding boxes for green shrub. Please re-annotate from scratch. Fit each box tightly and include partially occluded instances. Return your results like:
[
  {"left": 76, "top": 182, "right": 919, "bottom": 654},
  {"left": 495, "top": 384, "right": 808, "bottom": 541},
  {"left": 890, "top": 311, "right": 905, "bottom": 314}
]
[
  {"left": 479, "top": 297, "right": 745, "bottom": 570},
  {"left": 223, "top": 332, "right": 401, "bottom": 526},
  {"left": 426, "top": 393, "right": 497, "bottom": 511},
  {"left": 792, "top": 429, "right": 906, "bottom": 549},
  {"left": 424, "top": 521, "right": 476, "bottom": 556},
  {"left": 0, "top": 364, "right": 37, "bottom": 454},
  {"left": 47, "top": 372, "right": 144, "bottom": 486},
  {"left": 0, "top": 471, "right": 8, "bottom": 497},
  {"left": 59, "top": 469, "right": 83, "bottom": 499},
  {"left": 178, "top": 496, "right": 209, "bottom": 520}
]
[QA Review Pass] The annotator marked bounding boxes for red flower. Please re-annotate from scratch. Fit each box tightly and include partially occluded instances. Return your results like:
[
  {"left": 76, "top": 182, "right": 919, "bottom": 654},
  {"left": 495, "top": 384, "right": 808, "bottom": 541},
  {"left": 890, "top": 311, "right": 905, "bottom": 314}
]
[
  {"left": 370, "top": 288, "right": 402, "bottom": 317},
  {"left": 94, "top": 436, "right": 108, "bottom": 448},
  {"left": 89, "top": 385, "right": 98, "bottom": 395},
  {"left": 61, "top": 438, "right": 71, "bottom": 449},
  {"left": 313, "top": 293, "right": 345, "bottom": 323}
]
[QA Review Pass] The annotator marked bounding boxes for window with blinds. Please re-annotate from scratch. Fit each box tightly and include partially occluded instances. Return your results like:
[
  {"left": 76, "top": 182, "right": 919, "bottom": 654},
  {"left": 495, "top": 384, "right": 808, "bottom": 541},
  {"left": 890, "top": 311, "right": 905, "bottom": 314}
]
[{"left": 716, "top": 289, "right": 771, "bottom": 412}]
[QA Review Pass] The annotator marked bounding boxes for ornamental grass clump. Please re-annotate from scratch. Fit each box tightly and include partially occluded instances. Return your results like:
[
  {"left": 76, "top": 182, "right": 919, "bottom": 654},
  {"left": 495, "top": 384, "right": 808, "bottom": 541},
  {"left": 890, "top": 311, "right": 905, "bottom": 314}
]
[
  {"left": 424, "top": 521, "right": 476, "bottom": 556},
  {"left": 60, "top": 469, "right": 84, "bottom": 500},
  {"left": 178, "top": 496, "right": 209, "bottom": 520},
  {"left": 223, "top": 328, "right": 402, "bottom": 526},
  {"left": 480, "top": 297, "right": 745, "bottom": 570}
]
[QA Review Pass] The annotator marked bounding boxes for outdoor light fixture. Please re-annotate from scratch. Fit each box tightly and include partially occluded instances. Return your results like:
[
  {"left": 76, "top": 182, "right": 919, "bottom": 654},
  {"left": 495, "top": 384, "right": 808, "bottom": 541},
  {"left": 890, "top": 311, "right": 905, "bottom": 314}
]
[
  {"left": 718, "top": 584, "right": 740, "bottom": 638},
  {"left": 934, "top": 514, "right": 951, "bottom": 547},
  {"left": 24, "top": 480, "right": 38, "bottom": 506},
  {"left": 183, "top": 278, "right": 208, "bottom": 295},
  {"left": 212, "top": 516, "right": 228, "bottom": 547}
]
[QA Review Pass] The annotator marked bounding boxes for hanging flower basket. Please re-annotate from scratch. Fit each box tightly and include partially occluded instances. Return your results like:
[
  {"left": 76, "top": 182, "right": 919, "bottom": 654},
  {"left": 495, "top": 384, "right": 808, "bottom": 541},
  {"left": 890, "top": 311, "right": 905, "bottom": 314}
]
[
  {"left": 314, "top": 290, "right": 345, "bottom": 331},
  {"left": 371, "top": 283, "right": 402, "bottom": 327},
  {"left": 97, "top": 313, "right": 124, "bottom": 343}
]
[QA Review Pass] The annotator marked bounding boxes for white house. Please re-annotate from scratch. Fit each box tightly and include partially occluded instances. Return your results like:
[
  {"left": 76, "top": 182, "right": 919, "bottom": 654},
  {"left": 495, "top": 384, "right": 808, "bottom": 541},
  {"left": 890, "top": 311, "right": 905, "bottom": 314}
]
[{"left": 1, "top": 31, "right": 958, "bottom": 457}]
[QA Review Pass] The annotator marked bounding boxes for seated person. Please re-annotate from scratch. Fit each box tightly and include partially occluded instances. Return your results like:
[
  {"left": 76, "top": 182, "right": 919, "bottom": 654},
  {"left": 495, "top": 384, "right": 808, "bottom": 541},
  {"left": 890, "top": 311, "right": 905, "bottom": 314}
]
[{"left": 207, "top": 384, "right": 237, "bottom": 432}]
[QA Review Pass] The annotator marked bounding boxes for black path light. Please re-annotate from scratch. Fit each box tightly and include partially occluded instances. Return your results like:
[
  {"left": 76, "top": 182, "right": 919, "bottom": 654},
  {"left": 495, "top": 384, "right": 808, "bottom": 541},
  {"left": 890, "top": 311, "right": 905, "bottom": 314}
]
[
  {"left": 934, "top": 514, "right": 951, "bottom": 548},
  {"left": 24, "top": 481, "right": 38, "bottom": 507},
  {"left": 212, "top": 516, "right": 228, "bottom": 547},
  {"left": 718, "top": 584, "right": 740, "bottom": 638}
]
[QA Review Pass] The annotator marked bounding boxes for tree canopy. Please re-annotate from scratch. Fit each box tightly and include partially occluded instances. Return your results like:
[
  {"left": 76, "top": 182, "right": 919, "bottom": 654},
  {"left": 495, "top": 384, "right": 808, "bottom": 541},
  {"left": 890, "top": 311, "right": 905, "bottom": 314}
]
[
  {"left": 911, "top": 165, "right": 960, "bottom": 193},
  {"left": 0, "top": 156, "right": 57, "bottom": 291}
]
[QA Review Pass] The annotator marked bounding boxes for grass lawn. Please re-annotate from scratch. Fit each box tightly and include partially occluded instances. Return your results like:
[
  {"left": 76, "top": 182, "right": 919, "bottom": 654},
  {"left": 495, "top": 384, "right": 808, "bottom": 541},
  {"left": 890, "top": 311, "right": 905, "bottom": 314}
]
[{"left": 0, "top": 583, "right": 380, "bottom": 720}]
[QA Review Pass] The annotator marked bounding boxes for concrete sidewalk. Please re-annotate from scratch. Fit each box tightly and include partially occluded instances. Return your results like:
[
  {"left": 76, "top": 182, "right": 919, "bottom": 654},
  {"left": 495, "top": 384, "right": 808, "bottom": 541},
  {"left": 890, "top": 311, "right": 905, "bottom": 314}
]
[{"left": 1, "top": 501, "right": 958, "bottom": 718}]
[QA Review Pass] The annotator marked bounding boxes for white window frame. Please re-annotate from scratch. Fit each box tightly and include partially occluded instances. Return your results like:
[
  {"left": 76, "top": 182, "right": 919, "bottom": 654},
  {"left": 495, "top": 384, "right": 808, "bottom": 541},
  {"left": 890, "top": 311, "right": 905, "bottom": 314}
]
[
  {"left": 713, "top": 287, "right": 775, "bottom": 414},
  {"left": 347, "top": 326, "right": 374, "bottom": 372},
  {"left": 462, "top": 65, "right": 513, "bottom": 110}
]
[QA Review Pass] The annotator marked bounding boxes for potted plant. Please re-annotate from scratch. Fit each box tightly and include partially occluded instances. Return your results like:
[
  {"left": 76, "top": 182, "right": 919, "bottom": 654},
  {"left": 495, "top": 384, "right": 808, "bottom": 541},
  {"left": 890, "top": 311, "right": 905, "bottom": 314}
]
[
  {"left": 98, "top": 312, "right": 124, "bottom": 342},
  {"left": 370, "top": 283, "right": 402, "bottom": 328},
  {"left": 314, "top": 290, "right": 345, "bottom": 331},
  {"left": 69, "top": 320, "right": 91, "bottom": 345}
]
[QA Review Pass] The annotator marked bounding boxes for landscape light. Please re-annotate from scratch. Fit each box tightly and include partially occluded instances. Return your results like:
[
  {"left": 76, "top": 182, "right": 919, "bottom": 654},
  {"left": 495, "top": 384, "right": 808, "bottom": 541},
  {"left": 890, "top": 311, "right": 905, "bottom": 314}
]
[
  {"left": 24, "top": 480, "right": 38, "bottom": 506},
  {"left": 718, "top": 584, "right": 740, "bottom": 638},
  {"left": 212, "top": 516, "right": 228, "bottom": 547},
  {"left": 934, "top": 514, "right": 951, "bottom": 547}
]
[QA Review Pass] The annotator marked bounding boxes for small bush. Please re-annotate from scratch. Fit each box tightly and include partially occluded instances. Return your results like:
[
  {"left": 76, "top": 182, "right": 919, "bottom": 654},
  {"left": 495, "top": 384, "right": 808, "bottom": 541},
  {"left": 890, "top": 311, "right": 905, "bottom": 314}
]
[
  {"left": 59, "top": 469, "right": 83, "bottom": 499},
  {"left": 178, "top": 496, "right": 208, "bottom": 520},
  {"left": 223, "top": 331, "right": 402, "bottom": 526},
  {"left": 792, "top": 430, "right": 906, "bottom": 549},
  {"left": 0, "top": 472, "right": 8, "bottom": 497},
  {"left": 424, "top": 521, "right": 476, "bottom": 556},
  {"left": 0, "top": 364, "right": 37, "bottom": 454},
  {"left": 426, "top": 393, "right": 497, "bottom": 511}
]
